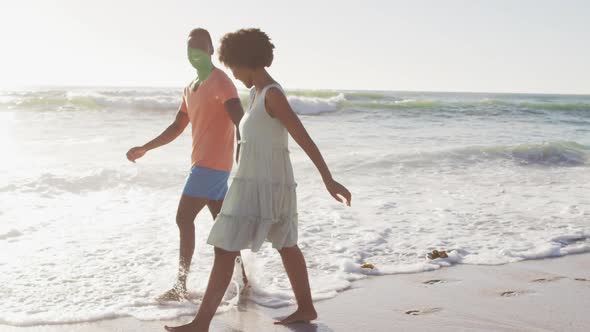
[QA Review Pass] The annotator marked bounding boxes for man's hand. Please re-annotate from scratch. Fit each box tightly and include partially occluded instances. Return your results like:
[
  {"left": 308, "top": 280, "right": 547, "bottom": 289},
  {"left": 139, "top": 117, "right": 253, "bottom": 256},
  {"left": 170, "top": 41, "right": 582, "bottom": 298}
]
[
  {"left": 126, "top": 146, "right": 147, "bottom": 163},
  {"left": 224, "top": 98, "right": 244, "bottom": 165}
]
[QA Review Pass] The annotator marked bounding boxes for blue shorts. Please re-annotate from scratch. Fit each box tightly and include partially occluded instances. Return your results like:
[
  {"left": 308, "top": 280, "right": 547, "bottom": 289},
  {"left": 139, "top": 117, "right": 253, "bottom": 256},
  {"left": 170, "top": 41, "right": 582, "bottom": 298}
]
[{"left": 182, "top": 166, "right": 230, "bottom": 200}]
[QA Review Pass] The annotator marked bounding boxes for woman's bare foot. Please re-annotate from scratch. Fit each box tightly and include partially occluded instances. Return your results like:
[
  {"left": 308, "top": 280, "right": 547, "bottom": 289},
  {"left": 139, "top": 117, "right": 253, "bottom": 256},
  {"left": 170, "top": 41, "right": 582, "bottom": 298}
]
[
  {"left": 164, "top": 320, "right": 208, "bottom": 332},
  {"left": 156, "top": 286, "right": 188, "bottom": 302},
  {"left": 274, "top": 308, "right": 318, "bottom": 325}
]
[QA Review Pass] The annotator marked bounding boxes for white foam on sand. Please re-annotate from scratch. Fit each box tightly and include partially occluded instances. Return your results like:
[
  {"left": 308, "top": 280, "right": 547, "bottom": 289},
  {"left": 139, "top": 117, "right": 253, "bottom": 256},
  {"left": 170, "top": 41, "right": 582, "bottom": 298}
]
[{"left": 0, "top": 229, "right": 22, "bottom": 241}]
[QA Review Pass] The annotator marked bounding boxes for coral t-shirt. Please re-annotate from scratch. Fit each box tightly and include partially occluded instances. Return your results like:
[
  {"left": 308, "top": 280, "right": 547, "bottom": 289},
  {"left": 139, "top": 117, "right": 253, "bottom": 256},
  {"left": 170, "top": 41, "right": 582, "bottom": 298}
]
[{"left": 180, "top": 68, "right": 238, "bottom": 171}]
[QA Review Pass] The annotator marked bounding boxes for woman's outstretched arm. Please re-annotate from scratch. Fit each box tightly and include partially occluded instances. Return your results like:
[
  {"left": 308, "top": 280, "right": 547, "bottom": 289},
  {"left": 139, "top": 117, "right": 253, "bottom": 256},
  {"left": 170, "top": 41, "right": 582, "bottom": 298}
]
[{"left": 266, "top": 87, "right": 352, "bottom": 206}]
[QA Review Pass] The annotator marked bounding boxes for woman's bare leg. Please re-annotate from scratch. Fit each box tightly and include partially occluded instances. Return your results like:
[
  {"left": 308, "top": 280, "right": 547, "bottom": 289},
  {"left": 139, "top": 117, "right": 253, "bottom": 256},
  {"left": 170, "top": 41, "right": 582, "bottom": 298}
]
[
  {"left": 165, "top": 247, "right": 240, "bottom": 332},
  {"left": 275, "top": 245, "right": 317, "bottom": 324}
]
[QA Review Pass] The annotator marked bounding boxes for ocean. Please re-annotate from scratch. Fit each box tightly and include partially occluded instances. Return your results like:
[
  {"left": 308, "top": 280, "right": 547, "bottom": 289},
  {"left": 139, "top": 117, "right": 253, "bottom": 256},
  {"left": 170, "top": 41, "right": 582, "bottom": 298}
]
[{"left": 1, "top": 87, "right": 589, "bottom": 326}]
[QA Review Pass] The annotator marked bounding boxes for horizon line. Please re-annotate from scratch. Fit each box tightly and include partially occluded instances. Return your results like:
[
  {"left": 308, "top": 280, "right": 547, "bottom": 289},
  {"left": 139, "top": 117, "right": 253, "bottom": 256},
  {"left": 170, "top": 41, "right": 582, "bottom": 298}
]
[{"left": 1, "top": 83, "right": 589, "bottom": 97}]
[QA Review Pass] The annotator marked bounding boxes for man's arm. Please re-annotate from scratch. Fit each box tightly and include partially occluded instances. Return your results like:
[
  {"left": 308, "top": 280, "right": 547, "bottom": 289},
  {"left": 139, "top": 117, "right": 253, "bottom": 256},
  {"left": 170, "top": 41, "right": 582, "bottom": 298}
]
[
  {"left": 224, "top": 98, "right": 244, "bottom": 163},
  {"left": 126, "top": 106, "right": 190, "bottom": 163},
  {"left": 143, "top": 110, "right": 189, "bottom": 150}
]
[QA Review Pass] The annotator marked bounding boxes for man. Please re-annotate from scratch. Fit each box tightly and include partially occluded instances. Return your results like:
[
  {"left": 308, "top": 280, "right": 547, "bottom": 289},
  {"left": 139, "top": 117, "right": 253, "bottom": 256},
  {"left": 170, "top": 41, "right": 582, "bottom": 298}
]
[{"left": 126, "top": 28, "right": 244, "bottom": 301}]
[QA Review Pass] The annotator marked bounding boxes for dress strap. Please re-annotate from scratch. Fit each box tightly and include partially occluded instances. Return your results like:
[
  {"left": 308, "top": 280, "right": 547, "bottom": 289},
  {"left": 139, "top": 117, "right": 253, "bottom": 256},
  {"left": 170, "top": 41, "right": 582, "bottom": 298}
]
[{"left": 261, "top": 83, "right": 284, "bottom": 97}]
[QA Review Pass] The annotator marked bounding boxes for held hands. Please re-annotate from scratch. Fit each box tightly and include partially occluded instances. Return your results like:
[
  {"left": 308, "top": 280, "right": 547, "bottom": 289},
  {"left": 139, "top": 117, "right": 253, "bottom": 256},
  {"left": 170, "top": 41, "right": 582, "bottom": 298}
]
[
  {"left": 324, "top": 178, "right": 352, "bottom": 206},
  {"left": 126, "top": 146, "right": 147, "bottom": 163}
]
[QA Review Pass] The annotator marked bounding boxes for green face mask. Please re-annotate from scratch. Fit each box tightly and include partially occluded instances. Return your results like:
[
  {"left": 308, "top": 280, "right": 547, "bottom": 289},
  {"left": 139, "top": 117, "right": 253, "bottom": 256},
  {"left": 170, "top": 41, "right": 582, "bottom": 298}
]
[
  {"left": 188, "top": 48, "right": 213, "bottom": 75},
  {"left": 187, "top": 47, "right": 214, "bottom": 89}
]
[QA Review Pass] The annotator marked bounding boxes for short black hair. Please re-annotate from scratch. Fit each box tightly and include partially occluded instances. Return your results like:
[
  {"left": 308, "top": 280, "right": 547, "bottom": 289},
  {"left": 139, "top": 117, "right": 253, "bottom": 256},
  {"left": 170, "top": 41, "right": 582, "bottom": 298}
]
[
  {"left": 218, "top": 28, "right": 275, "bottom": 68},
  {"left": 189, "top": 28, "right": 213, "bottom": 53}
]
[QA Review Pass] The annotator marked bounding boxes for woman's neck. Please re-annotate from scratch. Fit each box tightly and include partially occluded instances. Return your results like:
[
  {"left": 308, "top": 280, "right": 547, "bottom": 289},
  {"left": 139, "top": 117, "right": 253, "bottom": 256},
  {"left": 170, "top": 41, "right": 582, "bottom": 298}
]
[{"left": 253, "top": 69, "right": 275, "bottom": 91}]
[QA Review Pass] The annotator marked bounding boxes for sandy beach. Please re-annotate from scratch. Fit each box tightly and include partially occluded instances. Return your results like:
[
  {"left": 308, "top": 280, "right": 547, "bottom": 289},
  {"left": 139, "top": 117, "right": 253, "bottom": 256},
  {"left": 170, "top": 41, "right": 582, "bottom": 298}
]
[{"left": 3, "top": 253, "right": 588, "bottom": 332}]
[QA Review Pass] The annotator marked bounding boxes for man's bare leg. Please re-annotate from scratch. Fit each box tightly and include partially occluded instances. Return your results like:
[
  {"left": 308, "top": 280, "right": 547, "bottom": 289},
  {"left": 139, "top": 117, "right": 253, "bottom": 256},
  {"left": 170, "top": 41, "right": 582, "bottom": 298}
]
[{"left": 157, "top": 194, "right": 209, "bottom": 302}]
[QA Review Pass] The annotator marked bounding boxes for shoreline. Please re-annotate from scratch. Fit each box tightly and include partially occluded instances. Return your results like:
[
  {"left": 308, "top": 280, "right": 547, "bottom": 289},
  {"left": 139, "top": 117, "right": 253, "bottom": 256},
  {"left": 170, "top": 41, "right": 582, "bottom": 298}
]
[{"left": 3, "top": 253, "right": 589, "bottom": 332}]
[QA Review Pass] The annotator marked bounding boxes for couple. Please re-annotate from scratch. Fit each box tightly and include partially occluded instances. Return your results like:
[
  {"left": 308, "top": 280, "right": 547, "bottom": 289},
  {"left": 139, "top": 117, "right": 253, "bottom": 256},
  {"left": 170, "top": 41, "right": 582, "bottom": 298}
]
[{"left": 127, "top": 28, "right": 351, "bottom": 332}]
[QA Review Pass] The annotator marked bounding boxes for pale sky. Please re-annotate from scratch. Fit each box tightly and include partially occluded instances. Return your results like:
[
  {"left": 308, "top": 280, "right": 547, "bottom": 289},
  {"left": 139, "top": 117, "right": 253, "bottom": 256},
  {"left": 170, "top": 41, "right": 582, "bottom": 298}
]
[{"left": 1, "top": 0, "right": 589, "bottom": 94}]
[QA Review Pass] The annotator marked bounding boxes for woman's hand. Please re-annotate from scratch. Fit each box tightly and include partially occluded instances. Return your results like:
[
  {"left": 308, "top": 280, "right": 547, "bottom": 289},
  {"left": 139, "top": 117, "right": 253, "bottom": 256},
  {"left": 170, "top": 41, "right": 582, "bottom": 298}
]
[{"left": 325, "top": 178, "right": 352, "bottom": 206}]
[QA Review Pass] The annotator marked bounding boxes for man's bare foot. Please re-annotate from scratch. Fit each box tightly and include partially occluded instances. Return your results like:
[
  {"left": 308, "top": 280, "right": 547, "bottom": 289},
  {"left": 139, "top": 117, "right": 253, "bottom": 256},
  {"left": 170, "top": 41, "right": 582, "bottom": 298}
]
[
  {"left": 274, "top": 308, "right": 318, "bottom": 325},
  {"left": 240, "top": 282, "right": 252, "bottom": 295},
  {"left": 235, "top": 256, "right": 249, "bottom": 288},
  {"left": 156, "top": 287, "right": 188, "bottom": 302},
  {"left": 164, "top": 321, "right": 207, "bottom": 332}
]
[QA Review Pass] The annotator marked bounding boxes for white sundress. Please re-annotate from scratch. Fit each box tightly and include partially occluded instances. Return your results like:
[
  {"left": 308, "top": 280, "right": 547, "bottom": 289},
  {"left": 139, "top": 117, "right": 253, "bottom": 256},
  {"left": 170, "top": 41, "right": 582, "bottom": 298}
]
[{"left": 207, "top": 83, "right": 298, "bottom": 252}]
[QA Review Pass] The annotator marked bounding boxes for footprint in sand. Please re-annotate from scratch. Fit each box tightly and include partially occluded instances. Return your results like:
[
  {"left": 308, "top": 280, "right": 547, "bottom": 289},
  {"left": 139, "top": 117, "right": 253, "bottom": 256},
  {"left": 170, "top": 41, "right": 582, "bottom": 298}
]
[
  {"left": 422, "top": 278, "right": 459, "bottom": 285},
  {"left": 531, "top": 276, "right": 565, "bottom": 283},
  {"left": 500, "top": 290, "right": 533, "bottom": 297},
  {"left": 405, "top": 308, "right": 443, "bottom": 315},
  {"left": 423, "top": 279, "right": 445, "bottom": 285}
]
